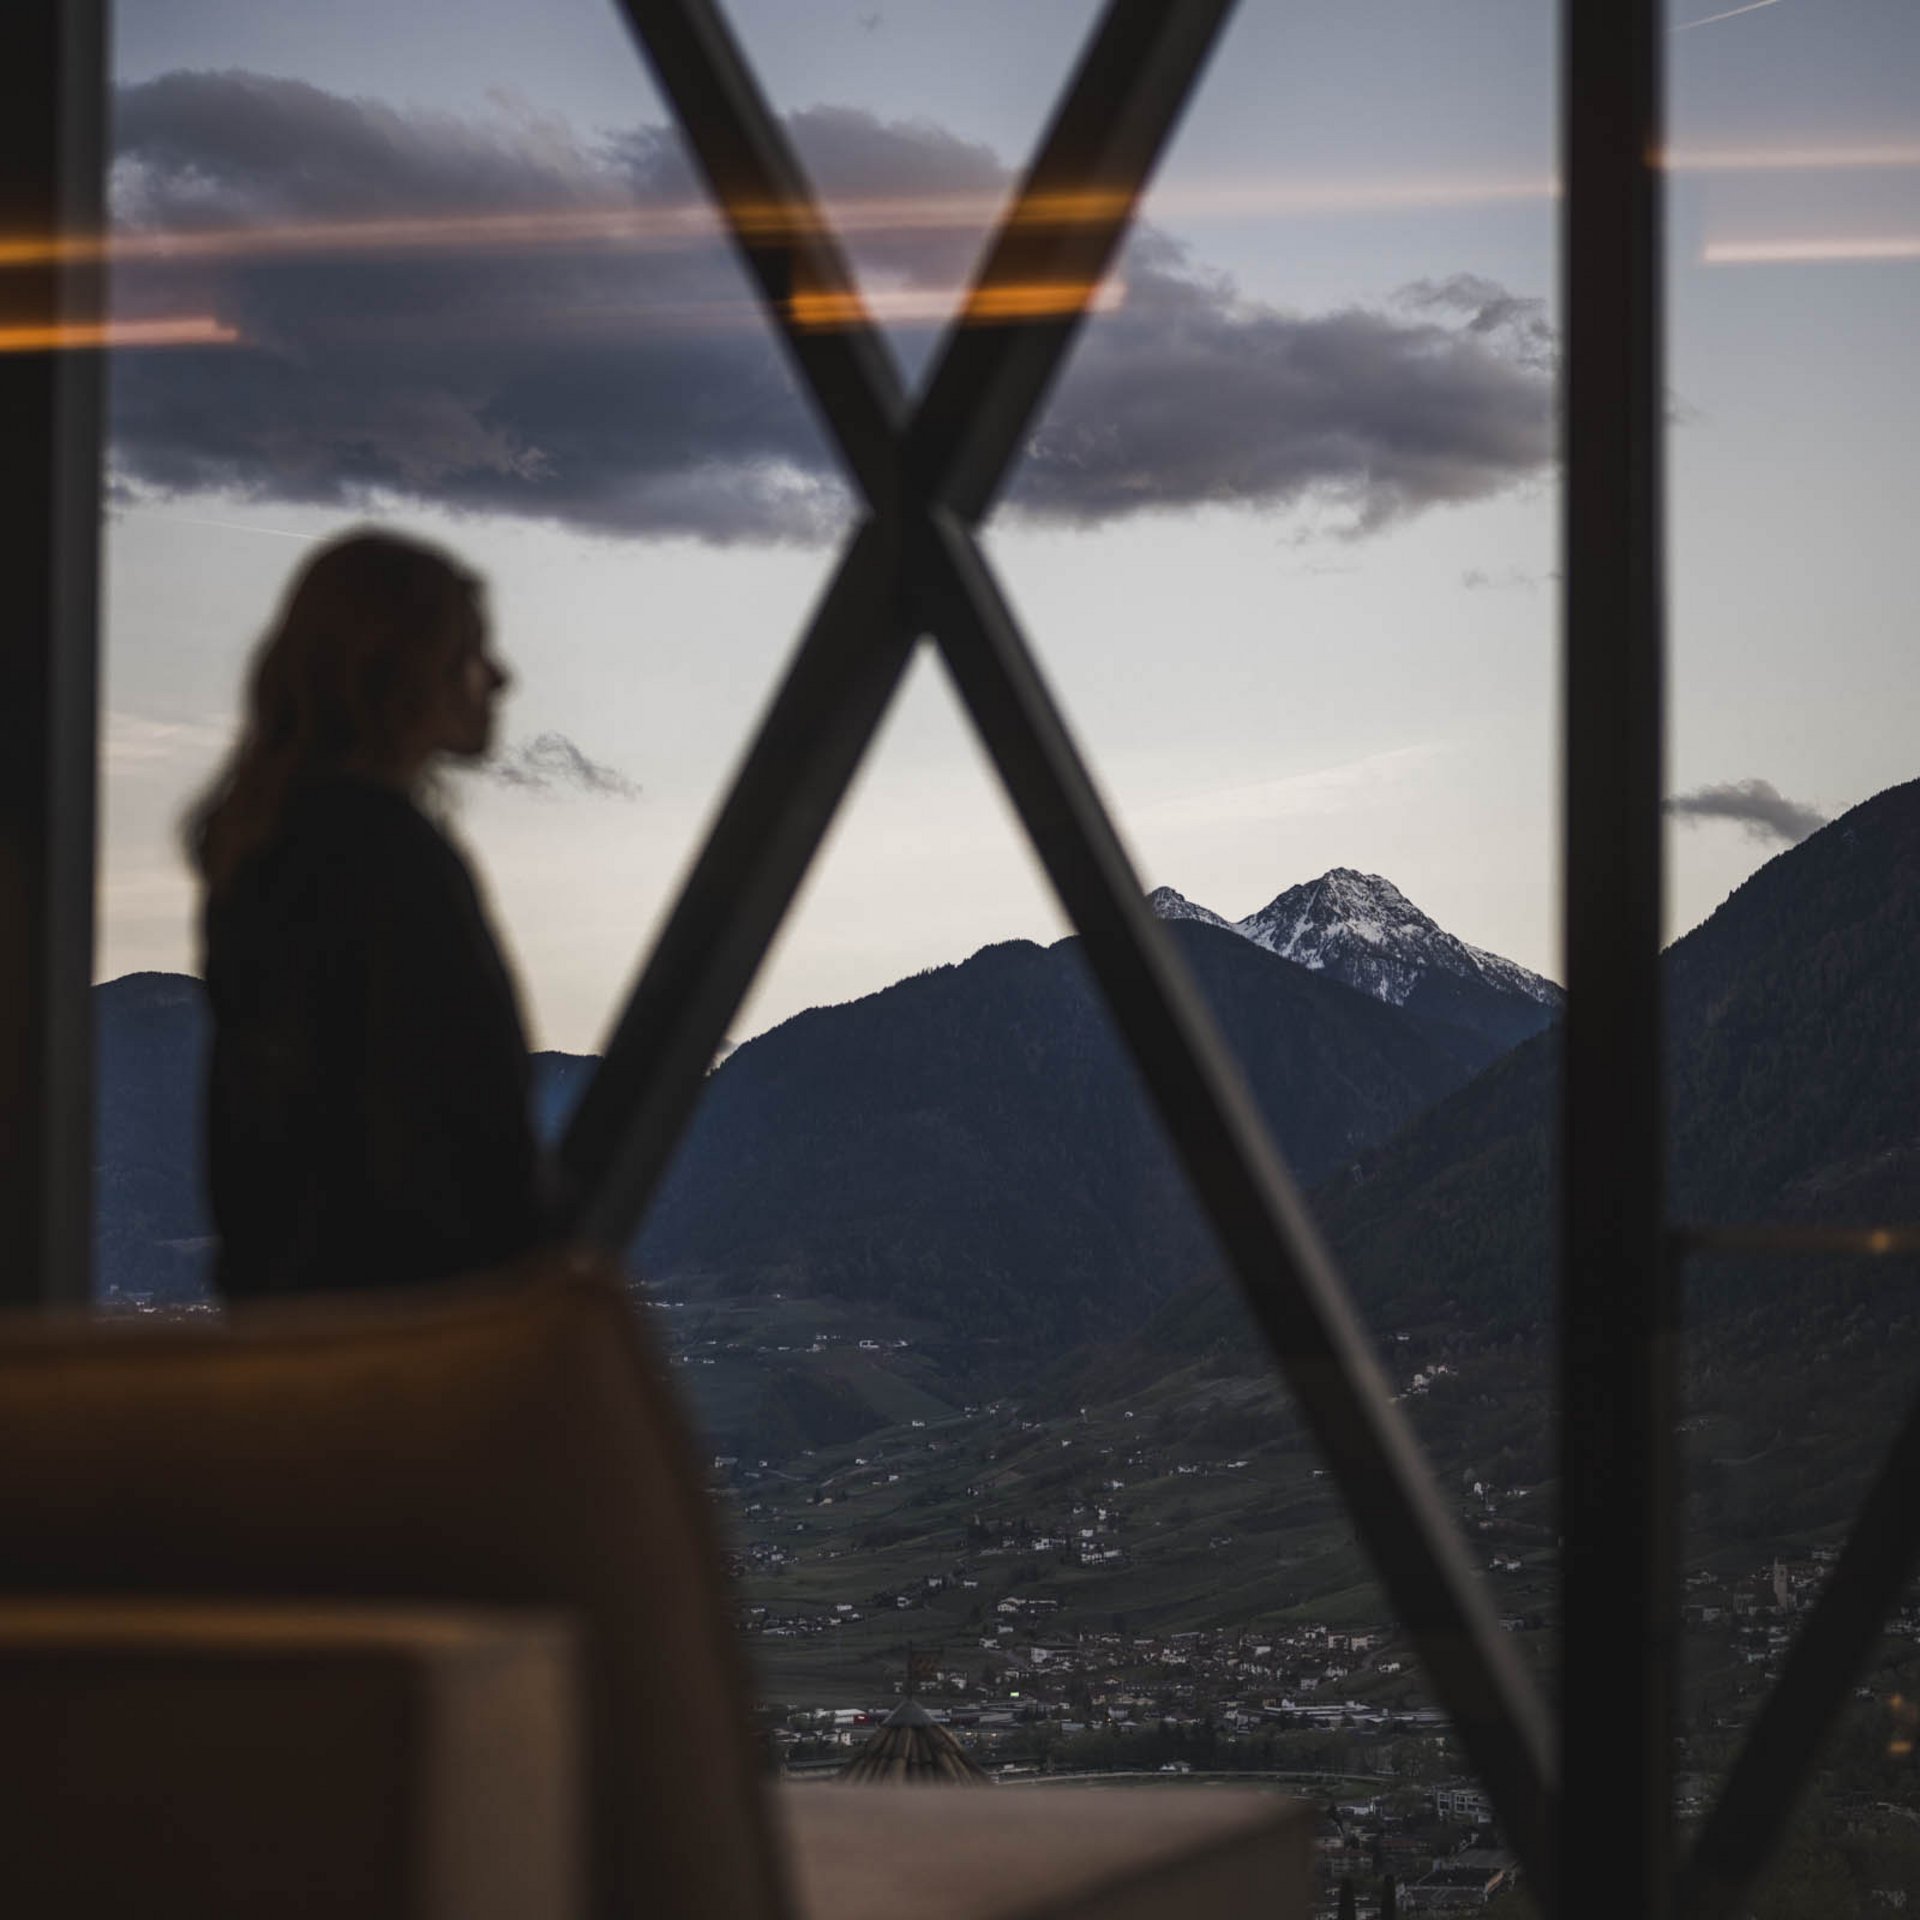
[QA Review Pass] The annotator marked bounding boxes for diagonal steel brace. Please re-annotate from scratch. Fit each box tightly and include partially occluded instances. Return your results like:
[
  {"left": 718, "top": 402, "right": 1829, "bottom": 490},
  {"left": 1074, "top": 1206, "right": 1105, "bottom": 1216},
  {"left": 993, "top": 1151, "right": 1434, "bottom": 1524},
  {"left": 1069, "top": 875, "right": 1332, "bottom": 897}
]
[
  {"left": 1679, "top": 1376, "right": 1920, "bottom": 1920},
  {"left": 565, "top": 0, "right": 1558, "bottom": 1888}
]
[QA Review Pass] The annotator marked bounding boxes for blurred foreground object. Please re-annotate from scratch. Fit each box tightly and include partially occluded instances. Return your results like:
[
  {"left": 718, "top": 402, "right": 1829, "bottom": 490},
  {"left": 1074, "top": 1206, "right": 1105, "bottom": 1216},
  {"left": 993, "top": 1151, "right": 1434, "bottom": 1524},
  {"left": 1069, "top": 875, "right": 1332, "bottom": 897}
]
[
  {"left": 0, "top": 1263, "right": 1308, "bottom": 1918},
  {"left": 0, "top": 1599, "right": 582, "bottom": 1920}
]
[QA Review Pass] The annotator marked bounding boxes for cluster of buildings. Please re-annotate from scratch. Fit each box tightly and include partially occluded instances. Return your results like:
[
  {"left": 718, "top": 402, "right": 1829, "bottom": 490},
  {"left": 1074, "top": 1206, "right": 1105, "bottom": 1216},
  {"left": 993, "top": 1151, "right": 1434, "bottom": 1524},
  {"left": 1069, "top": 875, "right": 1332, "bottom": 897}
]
[
  {"left": 763, "top": 1616, "right": 1451, "bottom": 1742},
  {"left": 702, "top": 1321, "right": 1918, "bottom": 1911},
  {"left": 1676, "top": 1545, "right": 1920, "bottom": 1740},
  {"left": 794, "top": 1699, "right": 1520, "bottom": 1915}
]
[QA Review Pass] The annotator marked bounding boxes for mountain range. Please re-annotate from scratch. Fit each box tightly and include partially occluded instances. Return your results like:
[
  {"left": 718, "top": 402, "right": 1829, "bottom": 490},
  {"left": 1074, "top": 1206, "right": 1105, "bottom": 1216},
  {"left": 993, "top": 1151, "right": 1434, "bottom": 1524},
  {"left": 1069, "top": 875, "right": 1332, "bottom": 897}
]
[
  {"left": 1297, "top": 775, "right": 1920, "bottom": 1333},
  {"left": 1100, "top": 777, "right": 1920, "bottom": 1563},
  {"left": 85, "top": 787, "right": 1920, "bottom": 1759},
  {"left": 1150, "top": 869, "right": 1561, "bottom": 1053},
  {"left": 635, "top": 899, "right": 1546, "bottom": 1358},
  {"left": 92, "top": 868, "right": 1557, "bottom": 1366},
  {"left": 95, "top": 775, "right": 1920, "bottom": 1511}
]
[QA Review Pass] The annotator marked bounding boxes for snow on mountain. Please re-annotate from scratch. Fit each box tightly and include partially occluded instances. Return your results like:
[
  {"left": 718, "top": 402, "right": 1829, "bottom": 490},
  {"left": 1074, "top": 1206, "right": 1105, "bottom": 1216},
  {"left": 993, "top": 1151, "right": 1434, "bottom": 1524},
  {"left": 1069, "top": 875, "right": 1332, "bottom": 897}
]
[
  {"left": 1237, "top": 869, "right": 1562, "bottom": 1011},
  {"left": 1149, "top": 868, "right": 1563, "bottom": 1018},
  {"left": 1144, "top": 885, "right": 1232, "bottom": 932}
]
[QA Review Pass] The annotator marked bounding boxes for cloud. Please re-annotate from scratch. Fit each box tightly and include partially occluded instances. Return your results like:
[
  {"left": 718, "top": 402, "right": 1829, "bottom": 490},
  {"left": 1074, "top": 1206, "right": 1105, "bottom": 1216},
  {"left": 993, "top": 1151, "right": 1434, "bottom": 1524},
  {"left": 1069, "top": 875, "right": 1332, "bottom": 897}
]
[
  {"left": 108, "top": 72, "right": 1555, "bottom": 544},
  {"left": 1665, "top": 778, "right": 1826, "bottom": 846},
  {"left": 1017, "top": 245, "right": 1554, "bottom": 538},
  {"left": 483, "top": 732, "right": 638, "bottom": 798},
  {"left": 1397, "top": 274, "right": 1556, "bottom": 371}
]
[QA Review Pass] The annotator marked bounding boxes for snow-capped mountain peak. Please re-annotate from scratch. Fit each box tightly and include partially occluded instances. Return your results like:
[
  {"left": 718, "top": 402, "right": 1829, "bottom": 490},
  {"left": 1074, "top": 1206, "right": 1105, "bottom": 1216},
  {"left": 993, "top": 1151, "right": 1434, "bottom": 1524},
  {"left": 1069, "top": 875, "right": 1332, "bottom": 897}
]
[
  {"left": 1148, "top": 868, "right": 1562, "bottom": 1044},
  {"left": 1237, "top": 868, "right": 1561, "bottom": 1011},
  {"left": 1241, "top": 868, "right": 1427, "bottom": 970}
]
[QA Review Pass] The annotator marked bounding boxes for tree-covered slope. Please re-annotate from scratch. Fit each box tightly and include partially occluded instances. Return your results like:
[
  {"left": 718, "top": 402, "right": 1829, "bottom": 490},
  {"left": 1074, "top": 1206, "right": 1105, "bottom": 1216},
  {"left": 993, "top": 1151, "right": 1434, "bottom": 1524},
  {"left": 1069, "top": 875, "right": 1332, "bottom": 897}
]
[
  {"left": 636, "top": 921, "right": 1513, "bottom": 1351},
  {"left": 1146, "top": 774, "right": 1920, "bottom": 1345}
]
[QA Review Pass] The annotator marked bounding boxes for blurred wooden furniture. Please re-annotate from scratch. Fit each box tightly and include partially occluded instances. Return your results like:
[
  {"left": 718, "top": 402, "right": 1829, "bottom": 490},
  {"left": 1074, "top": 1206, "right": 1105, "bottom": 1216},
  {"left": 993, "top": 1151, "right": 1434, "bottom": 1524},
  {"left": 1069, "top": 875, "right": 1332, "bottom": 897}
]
[
  {"left": 0, "top": 1267, "right": 1308, "bottom": 1918},
  {"left": 779, "top": 1779, "right": 1306, "bottom": 1920},
  {"left": 0, "top": 1599, "right": 582, "bottom": 1920}
]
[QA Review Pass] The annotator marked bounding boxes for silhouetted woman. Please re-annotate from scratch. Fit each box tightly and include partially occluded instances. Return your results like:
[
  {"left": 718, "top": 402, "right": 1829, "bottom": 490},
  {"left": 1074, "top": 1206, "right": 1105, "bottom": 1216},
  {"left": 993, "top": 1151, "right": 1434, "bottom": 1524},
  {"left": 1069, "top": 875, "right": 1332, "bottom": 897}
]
[{"left": 188, "top": 529, "right": 552, "bottom": 1298}]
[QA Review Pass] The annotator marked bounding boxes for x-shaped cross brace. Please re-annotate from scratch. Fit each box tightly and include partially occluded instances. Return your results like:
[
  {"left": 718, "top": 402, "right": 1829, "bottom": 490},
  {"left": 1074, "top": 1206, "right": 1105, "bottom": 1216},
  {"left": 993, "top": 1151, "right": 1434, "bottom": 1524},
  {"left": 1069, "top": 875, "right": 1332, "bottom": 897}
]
[{"left": 559, "top": 0, "right": 1557, "bottom": 1890}]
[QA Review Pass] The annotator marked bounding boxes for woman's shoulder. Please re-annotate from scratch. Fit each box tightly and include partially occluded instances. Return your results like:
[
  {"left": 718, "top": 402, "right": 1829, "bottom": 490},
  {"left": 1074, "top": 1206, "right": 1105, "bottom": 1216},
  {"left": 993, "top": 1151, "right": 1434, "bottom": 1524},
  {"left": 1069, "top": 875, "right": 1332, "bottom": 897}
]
[
  {"left": 284, "top": 774, "right": 460, "bottom": 866},
  {"left": 287, "top": 771, "right": 435, "bottom": 829},
  {"left": 241, "top": 777, "right": 473, "bottom": 932}
]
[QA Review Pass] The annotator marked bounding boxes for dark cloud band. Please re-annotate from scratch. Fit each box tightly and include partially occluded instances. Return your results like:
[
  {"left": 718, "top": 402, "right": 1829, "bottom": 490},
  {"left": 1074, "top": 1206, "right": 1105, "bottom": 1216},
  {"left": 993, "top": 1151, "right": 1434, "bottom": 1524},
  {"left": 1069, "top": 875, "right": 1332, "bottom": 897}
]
[{"left": 108, "top": 72, "right": 1555, "bottom": 545}]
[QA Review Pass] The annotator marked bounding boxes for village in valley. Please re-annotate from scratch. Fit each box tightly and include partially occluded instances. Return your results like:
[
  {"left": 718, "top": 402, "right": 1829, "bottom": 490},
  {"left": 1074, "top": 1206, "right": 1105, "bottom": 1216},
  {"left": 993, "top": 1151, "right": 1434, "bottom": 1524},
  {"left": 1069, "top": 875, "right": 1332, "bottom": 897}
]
[{"left": 668, "top": 1301, "right": 1920, "bottom": 1917}]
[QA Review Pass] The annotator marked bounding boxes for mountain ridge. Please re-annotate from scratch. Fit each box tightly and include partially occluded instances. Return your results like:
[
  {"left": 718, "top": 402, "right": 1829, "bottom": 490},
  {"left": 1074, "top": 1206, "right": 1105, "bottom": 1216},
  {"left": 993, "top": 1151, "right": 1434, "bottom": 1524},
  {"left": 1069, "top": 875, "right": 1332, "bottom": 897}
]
[
  {"left": 1151, "top": 868, "right": 1562, "bottom": 1053},
  {"left": 634, "top": 918, "right": 1508, "bottom": 1361},
  {"left": 90, "top": 866, "right": 1569, "bottom": 1450},
  {"left": 91, "top": 868, "right": 1557, "bottom": 1375},
  {"left": 1238, "top": 868, "right": 1560, "bottom": 1007},
  {"left": 1131, "top": 774, "right": 1920, "bottom": 1356}
]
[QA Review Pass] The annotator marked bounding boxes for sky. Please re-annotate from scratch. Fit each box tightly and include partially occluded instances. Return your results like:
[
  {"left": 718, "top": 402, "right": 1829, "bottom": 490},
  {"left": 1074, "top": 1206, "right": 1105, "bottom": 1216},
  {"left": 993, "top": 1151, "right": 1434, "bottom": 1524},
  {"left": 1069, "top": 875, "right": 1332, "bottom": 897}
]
[{"left": 97, "top": 0, "right": 1920, "bottom": 1053}]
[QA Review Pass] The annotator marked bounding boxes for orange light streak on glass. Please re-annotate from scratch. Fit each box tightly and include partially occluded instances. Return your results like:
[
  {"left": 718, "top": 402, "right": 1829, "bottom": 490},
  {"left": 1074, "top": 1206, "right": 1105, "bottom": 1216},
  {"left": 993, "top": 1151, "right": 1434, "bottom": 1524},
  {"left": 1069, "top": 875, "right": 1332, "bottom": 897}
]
[
  {"left": 0, "top": 205, "right": 719, "bottom": 268},
  {"left": 0, "top": 315, "right": 239, "bottom": 352},
  {"left": 0, "top": 190, "right": 1131, "bottom": 272},
  {"left": 725, "top": 185, "right": 1133, "bottom": 239},
  {"left": 1704, "top": 235, "right": 1920, "bottom": 264},
  {"left": 5, "top": 180, "right": 1539, "bottom": 271},
  {"left": 964, "top": 277, "right": 1127, "bottom": 323},
  {"left": 1667, "top": 142, "right": 1920, "bottom": 172},
  {"left": 1, "top": 143, "right": 1917, "bottom": 276},
  {"left": 787, "top": 278, "right": 1123, "bottom": 332},
  {"left": 1162, "top": 175, "right": 1558, "bottom": 214}
]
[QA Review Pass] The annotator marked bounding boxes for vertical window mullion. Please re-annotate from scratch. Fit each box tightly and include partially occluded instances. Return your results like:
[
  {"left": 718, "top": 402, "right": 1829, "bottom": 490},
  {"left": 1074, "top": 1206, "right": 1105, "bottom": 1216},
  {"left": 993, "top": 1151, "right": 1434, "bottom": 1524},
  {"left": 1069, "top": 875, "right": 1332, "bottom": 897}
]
[
  {"left": 1561, "top": 1, "right": 1674, "bottom": 1915},
  {"left": 0, "top": 0, "right": 106, "bottom": 1310}
]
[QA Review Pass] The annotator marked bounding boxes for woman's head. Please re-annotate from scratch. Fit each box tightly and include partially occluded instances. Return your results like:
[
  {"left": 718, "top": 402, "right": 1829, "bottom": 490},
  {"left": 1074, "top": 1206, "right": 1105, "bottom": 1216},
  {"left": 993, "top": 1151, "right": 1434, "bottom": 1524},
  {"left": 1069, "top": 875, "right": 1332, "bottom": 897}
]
[{"left": 187, "top": 529, "right": 509, "bottom": 892}]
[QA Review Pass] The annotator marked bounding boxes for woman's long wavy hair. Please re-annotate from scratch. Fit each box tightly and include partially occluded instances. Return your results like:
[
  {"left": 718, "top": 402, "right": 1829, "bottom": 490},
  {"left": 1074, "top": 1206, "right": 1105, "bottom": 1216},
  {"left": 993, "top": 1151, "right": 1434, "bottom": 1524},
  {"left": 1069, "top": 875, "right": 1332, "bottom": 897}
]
[{"left": 186, "top": 529, "right": 484, "bottom": 896}]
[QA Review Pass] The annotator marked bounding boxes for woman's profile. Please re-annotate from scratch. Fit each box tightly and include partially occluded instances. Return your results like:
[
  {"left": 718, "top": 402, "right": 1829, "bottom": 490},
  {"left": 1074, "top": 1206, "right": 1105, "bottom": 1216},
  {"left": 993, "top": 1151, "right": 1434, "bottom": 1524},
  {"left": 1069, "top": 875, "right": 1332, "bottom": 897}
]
[{"left": 187, "top": 528, "right": 553, "bottom": 1299}]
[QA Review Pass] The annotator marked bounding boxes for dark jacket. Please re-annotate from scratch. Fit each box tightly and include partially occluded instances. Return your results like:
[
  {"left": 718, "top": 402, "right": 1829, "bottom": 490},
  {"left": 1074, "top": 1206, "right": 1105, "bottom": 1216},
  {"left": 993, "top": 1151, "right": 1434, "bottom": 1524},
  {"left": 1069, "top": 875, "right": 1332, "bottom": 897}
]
[{"left": 203, "top": 775, "right": 550, "bottom": 1298}]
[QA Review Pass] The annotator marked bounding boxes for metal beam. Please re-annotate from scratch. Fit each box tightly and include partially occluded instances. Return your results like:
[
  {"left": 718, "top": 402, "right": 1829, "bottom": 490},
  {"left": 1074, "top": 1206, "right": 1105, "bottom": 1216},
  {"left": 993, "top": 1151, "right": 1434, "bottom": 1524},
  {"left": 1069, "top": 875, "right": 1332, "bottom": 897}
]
[
  {"left": 609, "top": 0, "right": 907, "bottom": 501},
  {"left": 570, "top": 0, "right": 1236, "bottom": 1230},
  {"left": 1678, "top": 1380, "right": 1920, "bottom": 1920},
  {"left": 908, "top": 0, "right": 1238, "bottom": 525},
  {"left": 0, "top": 0, "right": 106, "bottom": 1310},
  {"left": 614, "top": 0, "right": 1233, "bottom": 526},
  {"left": 564, "top": 517, "right": 914, "bottom": 1242},
  {"left": 1561, "top": 0, "right": 1672, "bottom": 1913},
  {"left": 915, "top": 508, "right": 1559, "bottom": 1891},
  {"left": 573, "top": 1, "right": 1557, "bottom": 1884}
]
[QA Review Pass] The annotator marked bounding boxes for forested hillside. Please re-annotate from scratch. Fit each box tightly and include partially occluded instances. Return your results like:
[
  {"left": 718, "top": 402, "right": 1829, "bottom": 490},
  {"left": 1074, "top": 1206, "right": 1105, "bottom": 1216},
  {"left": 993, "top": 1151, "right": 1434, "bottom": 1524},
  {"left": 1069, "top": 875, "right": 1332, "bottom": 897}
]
[
  {"left": 1096, "top": 777, "right": 1920, "bottom": 1562},
  {"left": 1149, "top": 774, "right": 1920, "bottom": 1342},
  {"left": 637, "top": 921, "right": 1516, "bottom": 1352}
]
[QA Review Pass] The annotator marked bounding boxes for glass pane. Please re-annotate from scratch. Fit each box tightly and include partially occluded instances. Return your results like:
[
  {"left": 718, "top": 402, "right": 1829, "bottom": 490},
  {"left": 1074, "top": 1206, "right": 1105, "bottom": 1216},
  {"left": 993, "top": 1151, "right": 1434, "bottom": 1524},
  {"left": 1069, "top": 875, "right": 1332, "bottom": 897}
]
[
  {"left": 1664, "top": 0, "right": 1920, "bottom": 1235},
  {"left": 979, "top": 5, "right": 1561, "bottom": 1892},
  {"left": 94, "top": 8, "right": 1566, "bottom": 1911},
  {"left": 985, "top": 0, "right": 1561, "bottom": 994},
  {"left": 1665, "top": 2, "right": 1920, "bottom": 1909}
]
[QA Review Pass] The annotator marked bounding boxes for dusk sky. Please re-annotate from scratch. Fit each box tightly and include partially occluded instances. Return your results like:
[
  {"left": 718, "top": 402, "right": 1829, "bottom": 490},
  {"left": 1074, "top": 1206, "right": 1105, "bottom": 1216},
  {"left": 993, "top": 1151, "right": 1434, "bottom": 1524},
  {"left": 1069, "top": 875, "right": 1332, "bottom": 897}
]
[{"left": 98, "top": 0, "right": 1919, "bottom": 1052}]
